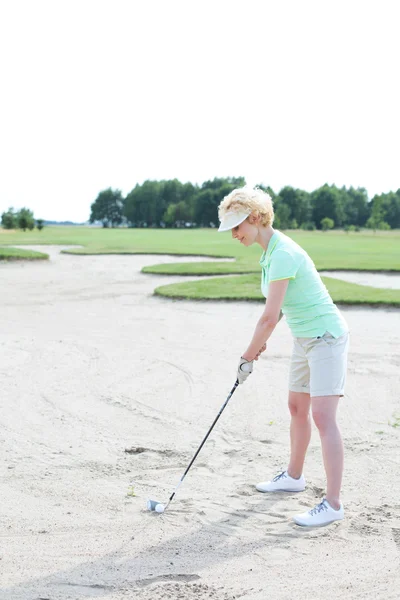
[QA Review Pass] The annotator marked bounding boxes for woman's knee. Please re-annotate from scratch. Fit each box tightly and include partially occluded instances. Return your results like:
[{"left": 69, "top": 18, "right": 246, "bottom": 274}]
[
  {"left": 288, "top": 391, "right": 311, "bottom": 419},
  {"left": 312, "top": 409, "right": 330, "bottom": 433},
  {"left": 311, "top": 396, "right": 340, "bottom": 433}
]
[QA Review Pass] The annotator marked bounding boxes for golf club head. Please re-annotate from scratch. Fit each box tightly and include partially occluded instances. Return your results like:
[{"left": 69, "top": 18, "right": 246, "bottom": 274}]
[{"left": 147, "top": 499, "right": 162, "bottom": 512}]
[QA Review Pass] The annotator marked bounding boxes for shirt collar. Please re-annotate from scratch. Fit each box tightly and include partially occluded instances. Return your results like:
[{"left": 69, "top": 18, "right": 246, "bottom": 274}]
[{"left": 259, "top": 231, "right": 279, "bottom": 267}]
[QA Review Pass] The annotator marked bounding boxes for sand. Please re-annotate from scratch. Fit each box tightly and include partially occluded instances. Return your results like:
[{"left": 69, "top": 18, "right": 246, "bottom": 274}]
[
  {"left": 319, "top": 270, "right": 400, "bottom": 290},
  {"left": 1, "top": 247, "right": 399, "bottom": 600}
]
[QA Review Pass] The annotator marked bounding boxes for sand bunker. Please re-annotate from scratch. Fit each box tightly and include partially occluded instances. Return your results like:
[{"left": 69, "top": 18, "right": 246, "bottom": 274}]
[
  {"left": 320, "top": 270, "right": 400, "bottom": 289},
  {"left": 1, "top": 247, "right": 399, "bottom": 600}
]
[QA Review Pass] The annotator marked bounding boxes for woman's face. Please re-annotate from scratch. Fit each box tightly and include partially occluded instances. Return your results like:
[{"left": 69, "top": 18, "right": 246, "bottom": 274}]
[{"left": 231, "top": 215, "right": 258, "bottom": 246}]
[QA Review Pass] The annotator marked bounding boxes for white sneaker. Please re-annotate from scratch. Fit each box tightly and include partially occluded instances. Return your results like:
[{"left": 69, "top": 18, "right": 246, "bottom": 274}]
[
  {"left": 293, "top": 498, "right": 344, "bottom": 527},
  {"left": 256, "top": 470, "right": 306, "bottom": 493}
]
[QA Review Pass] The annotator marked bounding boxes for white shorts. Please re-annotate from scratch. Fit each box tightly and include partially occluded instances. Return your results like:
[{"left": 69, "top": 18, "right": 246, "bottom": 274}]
[{"left": 289, "top": 331, "right": 349, "bottom": 397}]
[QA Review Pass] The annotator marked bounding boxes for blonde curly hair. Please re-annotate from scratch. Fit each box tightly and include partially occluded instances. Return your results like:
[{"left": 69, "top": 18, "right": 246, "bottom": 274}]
[{"left": 218, "top": 187, "right": 274, "bottom": 227}]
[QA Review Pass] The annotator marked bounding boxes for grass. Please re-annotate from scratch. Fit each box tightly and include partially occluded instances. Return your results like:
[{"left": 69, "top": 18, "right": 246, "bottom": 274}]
[
  {"left": 143, "top": 261, "right": 250, "bottom": 275},
  {"left": 0, "top": 247, "right": 48, "bottom": 261},
  {"left": 144, "top": 229, "right": 400, "bottom": 275},
  {"left": 1, "top": 226, "right": 399, "bottom": 306},
  {"left": 1, "top": 227, "right": 400, "bottom": 271},
  {"left": 154, "top": 274, "right": 400, "bottom": 306}
]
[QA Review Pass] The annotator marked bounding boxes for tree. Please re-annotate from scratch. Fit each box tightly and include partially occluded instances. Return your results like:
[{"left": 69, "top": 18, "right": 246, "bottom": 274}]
[
  {"left": 163, "top": 204, "right": 177, "bottom": 227},
  {"left": 369, "top": 192, "right": 400, "bottom": 229},
  {"left": 384, "top": 193, "right": 400, "bottom": 228},
  {"left": 321, "top": 217, "right": 335, "bottom": 231},
  {"left": 17, "top": 208, "right": 35, "bottom": 231},
  {"left": 201, "top": 176, "right": 245, "bottom": 192},
  {"left": 194, "top": 177, "right": 246, "bottom": 227},
  {"left": 344, "top": 187, "right": 370, "bottom": 227},
  {"left": 277, "top": 186, "right": 312, "bottom": 226},
  {"left": 162, "top": 179, "right": 182, "bottom": 208},
  {"left": 124, "top": 181, "right": 165, "bottom": 227},
  {"left": 366, "top": 195, "right": 392, "bottom": 231},
  {"left": 163, "top": 201, "right": 191, "bottom": 227},
  {"left": 366, "top": 216, "right": 391, "bottom": 231},
  {"left": 311, "top": 184, "right": 346, "bottom": 229},
  {"left": 273, "top": 198, "right": 291, "bottom": 229},
  {"left": 256, "top": 184, "right": 276, "bottom": 199},
  {"left": 194, "top": 189, "right": 216, "bottom": 226},
  {"left": 123, "top": 176, "right": 246, "bottom": 228},
  {"left": 301, "top": 221, "right": 316, "bottom": 230},
  {"left": 180, "top": 182, "right": 199, "bottom": 222},
  {"left": 36, "top": 219, "right": 44, "bottom": 231},
  {"left": 378, "top": 221, "right": 391, "bottom": 230},
  {"left": 90, "top": 188, "right": 124, "bottom": 227},
  {"left": 90, "top": 178, "right": 400, "bottom": 231},
  {"left": 1, "top": 207, "right": 17, "bottom": 229}
]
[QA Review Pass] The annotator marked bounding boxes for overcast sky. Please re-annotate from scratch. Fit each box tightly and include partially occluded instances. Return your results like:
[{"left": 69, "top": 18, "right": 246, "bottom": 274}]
[{"left": 1, "top": 0, "right": 399, "bottom": 222}]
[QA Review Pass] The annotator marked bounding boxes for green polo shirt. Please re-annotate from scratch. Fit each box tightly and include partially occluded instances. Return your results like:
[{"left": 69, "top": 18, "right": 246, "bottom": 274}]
[{"left": 260, "top": 231, "right": 348, "bottom": 338}]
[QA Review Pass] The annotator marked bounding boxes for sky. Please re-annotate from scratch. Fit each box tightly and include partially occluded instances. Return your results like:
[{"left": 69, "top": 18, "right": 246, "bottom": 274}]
[{"left": 1, "top": 0, "right": 399, "bottom": 222}]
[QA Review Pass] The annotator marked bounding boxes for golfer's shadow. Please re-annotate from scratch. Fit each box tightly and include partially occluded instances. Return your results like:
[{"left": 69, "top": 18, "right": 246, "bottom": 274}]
[{"left": 0, "top": 494, "right": 315, "bottom": 600}]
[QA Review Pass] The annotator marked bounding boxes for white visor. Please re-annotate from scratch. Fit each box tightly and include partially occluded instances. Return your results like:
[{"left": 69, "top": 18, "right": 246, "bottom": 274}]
[{"left": 218, "top": 210, "right": 250, "bottom": 232}]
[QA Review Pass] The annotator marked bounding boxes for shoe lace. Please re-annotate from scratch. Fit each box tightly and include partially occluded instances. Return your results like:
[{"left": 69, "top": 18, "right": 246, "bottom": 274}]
[
  {"left": 272, "top": 471, "right": 287, "bottom": 482},
  {"left": 309, "top": 500, "right": 328, "bottom": 516}
]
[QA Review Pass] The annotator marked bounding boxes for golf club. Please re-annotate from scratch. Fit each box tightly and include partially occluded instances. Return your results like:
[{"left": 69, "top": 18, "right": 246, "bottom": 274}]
[{"left": 147, "top": 379, "right": 239, "bottom": 513}]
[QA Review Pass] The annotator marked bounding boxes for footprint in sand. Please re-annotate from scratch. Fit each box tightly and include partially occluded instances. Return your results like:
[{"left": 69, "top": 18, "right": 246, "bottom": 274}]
[
  {"left": 134, "top": 581, "right": 246, "bottom": 599},
  {"left": 392, "top": 528, "right": 400, "bottom": 552}
]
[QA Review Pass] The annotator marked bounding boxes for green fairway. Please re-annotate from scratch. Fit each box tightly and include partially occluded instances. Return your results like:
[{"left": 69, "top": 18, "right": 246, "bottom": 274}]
[
  {"left": 1, "top": 226, "right": 399, "bottom": 306},
  {"left": 154, "top": 275, "right": 400, "bottom": 307},
  {"left": 0, "top": 247, "right": 48, "bottom": 261},
  {"left": 1, "top": 226, "right": 399, "bottom": 270},
  {"left": 142, "top": 229, "right": 400, "bottom": 274}
]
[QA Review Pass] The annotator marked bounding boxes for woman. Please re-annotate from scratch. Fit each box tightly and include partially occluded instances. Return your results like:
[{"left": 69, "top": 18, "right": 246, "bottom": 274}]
[{"left": 218, "top": 187, "right": 349, "bottom": 527}]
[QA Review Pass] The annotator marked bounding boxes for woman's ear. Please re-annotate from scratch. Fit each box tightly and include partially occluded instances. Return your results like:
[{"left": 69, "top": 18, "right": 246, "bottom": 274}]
[{"left": 248, "top": 211, "right": 260, "bottom": 225}]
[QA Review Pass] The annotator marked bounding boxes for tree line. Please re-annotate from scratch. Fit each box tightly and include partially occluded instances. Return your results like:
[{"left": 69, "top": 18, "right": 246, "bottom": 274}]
[
  {"left": 1, "top": 207, "right": 44, "bottom": 231},
  {"left": 2, "top": 178, "right": 399, "bottom": 231},
  {"left": 89, "top": 178, "right": 400, "bottom": 231}
]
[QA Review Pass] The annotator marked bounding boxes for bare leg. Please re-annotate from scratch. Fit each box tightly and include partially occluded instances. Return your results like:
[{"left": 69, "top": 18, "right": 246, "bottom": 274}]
[
  {"left": 287, "top": 391, "right": 312, "bottom": 479},
  {"left": 311, "top": 395, "right": 343, "bottom": 509}
]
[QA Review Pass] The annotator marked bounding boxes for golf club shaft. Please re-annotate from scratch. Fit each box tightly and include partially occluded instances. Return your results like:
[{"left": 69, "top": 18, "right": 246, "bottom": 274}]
[{"left": 166, "top": 380, "right": 239, "bottom": 508}]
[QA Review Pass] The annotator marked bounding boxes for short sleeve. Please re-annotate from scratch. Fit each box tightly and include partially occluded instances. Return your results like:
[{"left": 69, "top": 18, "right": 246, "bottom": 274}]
[{"left": 269, "top": 249, "right": 300, "bottom": 281}]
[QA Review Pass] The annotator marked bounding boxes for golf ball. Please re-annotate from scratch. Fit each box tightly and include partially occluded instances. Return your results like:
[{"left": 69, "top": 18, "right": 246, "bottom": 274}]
[{"left": 155, "top": 503, "right": 165, "bottom": 513}]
